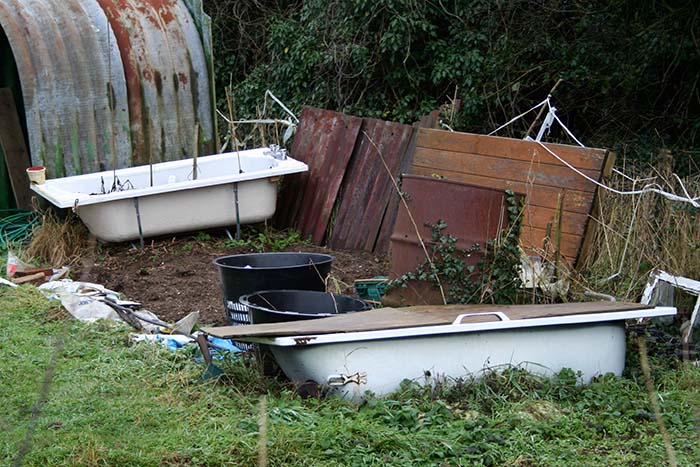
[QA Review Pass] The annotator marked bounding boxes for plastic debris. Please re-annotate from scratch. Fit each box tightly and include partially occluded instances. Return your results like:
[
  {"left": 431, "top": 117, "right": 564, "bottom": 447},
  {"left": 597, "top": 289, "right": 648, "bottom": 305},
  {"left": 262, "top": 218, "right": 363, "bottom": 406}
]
[
  {"left": 38, "top": 279, "right": 161, "bottom": 331},
  {"left": 130, "top": 332, "right": 241, "bottom": 356},
  {"left": 0, "top": 277, "right": 18, "bottom": 288},
  {"left": 6, "top": 249, "right": 35, "bottom": 277}
]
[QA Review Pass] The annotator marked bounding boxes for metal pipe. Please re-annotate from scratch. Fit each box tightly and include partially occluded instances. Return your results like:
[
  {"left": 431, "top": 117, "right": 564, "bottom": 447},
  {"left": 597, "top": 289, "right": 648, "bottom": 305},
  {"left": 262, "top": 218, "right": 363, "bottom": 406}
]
[
  {"left": 133, "top": 197, "right": 144, "bottom": 249},
  {"left": 584, "top": 290, "right": 616, "bottom": 302},
  {"left": 233, "top": 182, "right": 241, "bottom": 240}
]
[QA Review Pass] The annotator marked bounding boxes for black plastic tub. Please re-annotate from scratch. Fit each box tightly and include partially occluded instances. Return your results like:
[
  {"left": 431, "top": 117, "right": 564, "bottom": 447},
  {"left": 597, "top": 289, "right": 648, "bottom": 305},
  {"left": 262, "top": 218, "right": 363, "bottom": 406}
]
[
  {"left": 239, "top": 290, "right": 372, "bottom": 325},
  {"left": 213, "top": 252, "right": 334, "bottom": 326}
]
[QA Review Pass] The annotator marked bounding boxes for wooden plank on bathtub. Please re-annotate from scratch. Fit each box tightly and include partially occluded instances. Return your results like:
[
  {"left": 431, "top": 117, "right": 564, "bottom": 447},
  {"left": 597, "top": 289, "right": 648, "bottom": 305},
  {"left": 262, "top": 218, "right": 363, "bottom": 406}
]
[
  {"left": 0, "top": 88, "right": 33, "bottom": 210},
  {"left": 274, "top": 107, "right": 363, "bottom": 244},
  {"left": 203, "top": 301, "right": 651, "bottom": 338}
]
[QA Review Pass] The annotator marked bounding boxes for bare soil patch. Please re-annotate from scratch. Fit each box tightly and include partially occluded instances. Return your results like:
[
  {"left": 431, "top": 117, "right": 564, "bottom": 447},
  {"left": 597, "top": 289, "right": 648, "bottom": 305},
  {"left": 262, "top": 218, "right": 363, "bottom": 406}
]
[{"left": 86, "top": 232, "right": 388, "bottom": 326}]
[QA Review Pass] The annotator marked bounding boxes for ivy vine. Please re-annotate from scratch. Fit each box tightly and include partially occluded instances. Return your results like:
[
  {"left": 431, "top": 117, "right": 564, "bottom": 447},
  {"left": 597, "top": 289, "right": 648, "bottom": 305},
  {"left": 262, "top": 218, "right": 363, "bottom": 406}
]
[{"left": 391, "top": 190, "right": 524, "bottom": 304}]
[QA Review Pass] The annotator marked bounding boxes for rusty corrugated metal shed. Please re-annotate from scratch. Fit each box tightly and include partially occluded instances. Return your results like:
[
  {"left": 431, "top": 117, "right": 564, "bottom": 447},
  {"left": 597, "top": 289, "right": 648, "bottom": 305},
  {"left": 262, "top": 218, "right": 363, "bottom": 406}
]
[
  {"left": 0, "top": 0, "right": 131, "bottom": 177},
  {"left": 327, "top": 118, "right": 415, "bottom": 252},
  {"left": 0, "top": 0, "right": 214, "bottom": 177},
  {"left": 96, "top": 0, "right": 214, "bottom": 165}
]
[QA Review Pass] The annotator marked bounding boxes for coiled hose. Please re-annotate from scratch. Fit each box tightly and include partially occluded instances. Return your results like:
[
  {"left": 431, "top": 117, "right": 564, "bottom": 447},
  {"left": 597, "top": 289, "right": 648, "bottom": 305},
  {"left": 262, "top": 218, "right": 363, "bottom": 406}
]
[{"left": 0, "top": 209, "right": 39, "bottom": 248}]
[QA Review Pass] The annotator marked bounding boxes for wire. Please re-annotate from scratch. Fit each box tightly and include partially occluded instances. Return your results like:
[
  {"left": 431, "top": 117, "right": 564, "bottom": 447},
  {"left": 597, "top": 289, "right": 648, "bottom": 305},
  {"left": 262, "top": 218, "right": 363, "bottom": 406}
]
[
  {"left": 488, "top": 98, "right": 700, "bottom": 207},
  {"left": 487, "top": 99, "right": 547, "bottom": 136},
  {"left": 535, "top": 141, "right": 700, "bottom": 207}
]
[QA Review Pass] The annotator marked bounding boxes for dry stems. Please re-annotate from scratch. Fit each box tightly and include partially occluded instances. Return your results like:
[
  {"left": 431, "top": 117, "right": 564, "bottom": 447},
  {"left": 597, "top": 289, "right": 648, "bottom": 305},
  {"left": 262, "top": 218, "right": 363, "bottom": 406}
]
[
  {"left": 578, "top": 170, "right": 700, "bottom": 301},
  {"left": 24, "top": 210, "right": 90, "bottom": 267}
]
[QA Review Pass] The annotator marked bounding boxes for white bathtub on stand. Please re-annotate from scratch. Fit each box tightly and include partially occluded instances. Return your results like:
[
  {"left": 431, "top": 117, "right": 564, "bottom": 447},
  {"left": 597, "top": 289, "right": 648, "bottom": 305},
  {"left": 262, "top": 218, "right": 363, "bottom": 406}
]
[{"left": 31, "top": 148, "right": 308, "bottom": 242}]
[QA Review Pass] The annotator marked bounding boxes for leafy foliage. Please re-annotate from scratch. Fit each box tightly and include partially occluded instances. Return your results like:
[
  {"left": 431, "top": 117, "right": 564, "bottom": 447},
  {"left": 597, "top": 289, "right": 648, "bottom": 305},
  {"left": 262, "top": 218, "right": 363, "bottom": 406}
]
[
  {"left": 206, "top": 0, "right": 700, "bottom": 171},
  {"left": 216, "top": 227, "right": 308, "bottom": 252}
]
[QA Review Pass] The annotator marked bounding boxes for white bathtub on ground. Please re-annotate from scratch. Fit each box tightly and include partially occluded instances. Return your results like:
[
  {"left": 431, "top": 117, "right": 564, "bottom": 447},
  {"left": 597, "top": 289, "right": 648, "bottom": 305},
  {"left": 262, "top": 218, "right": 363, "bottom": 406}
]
[
  {"left": 210, "top": 304, "right": 676, "bottom": 401},
  {"left": 31, "top": 148, "right": 307, "bottom": 242}
]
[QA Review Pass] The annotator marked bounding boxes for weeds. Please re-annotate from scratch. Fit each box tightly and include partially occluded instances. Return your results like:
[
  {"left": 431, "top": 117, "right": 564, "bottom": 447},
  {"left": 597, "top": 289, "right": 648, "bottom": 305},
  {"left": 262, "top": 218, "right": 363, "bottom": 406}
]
[
  {"left": 217, "top": 227, "right": 307, "bottom": 253},
  {"left": 578, "top": 170, "right": 700, "bottom": 304}
]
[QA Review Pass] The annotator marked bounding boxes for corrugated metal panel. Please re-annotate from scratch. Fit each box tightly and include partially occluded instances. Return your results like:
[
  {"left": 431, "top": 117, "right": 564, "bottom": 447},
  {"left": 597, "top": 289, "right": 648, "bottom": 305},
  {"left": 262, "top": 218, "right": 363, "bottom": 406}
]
[
  {"left": 327, "top": 118, "right": 415, "bottom": 252},
  {"left": 0, "top": 0, "right": 214, "bottom": 177},
  {"left": 96, "top": 0, "right": 214, "bottom": 165},
  {"left": 182, "top": 0, "right": 217, "bottom": 149},
  {"left": 274, "top": 107, "right": 363, "bottom": 244},
  {"left": 0, "top": 0, "right": 131, "bottom": 177}
]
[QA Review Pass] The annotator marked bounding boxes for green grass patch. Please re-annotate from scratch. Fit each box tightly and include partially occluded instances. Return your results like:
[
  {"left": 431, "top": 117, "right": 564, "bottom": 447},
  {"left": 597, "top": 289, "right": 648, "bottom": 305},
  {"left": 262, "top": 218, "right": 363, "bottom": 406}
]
[{"left": 0, "top": 287, "right": 698, "bottom": 466}]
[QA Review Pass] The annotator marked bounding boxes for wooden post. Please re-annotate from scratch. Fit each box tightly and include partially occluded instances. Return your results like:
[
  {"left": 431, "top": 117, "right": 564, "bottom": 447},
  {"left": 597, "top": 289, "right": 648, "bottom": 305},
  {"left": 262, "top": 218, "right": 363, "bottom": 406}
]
[
  {"left": 0, "top": 88, "right": 33, "bottom": 209},
  {"left": 576, "top": 150, "right": 617, "bottom": 269}
]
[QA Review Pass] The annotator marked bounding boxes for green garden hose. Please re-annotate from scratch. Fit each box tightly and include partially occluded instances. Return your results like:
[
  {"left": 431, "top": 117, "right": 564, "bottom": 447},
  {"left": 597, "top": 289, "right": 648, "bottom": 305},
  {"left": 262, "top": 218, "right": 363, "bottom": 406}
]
[{"left": 0, "top": 209, "right": 39, "bottom": 248}]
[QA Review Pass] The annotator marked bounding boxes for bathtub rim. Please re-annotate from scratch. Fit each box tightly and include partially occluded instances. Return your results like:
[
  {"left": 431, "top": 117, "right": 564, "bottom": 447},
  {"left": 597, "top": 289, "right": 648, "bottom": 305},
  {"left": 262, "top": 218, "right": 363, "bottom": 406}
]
[
  {"left": 30, "top": 149, "right": 308, "bottom": 208},
  {"left": 234, "top": 306, "right": 676, "bottom": 347}
]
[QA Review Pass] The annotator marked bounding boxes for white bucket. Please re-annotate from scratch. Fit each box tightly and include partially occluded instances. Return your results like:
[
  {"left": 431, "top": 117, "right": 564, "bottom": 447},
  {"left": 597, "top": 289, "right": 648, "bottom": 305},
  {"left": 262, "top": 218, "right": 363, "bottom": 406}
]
[{"left": 26, "top": 166, "right": 46, "bottom": 184}]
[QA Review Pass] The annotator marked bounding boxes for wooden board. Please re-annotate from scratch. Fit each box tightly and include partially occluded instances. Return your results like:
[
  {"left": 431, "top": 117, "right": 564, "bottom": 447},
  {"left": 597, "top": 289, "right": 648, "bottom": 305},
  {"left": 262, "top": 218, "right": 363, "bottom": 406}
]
[
  {"left": 410, "top": 166, "right": 595, "bottom": 214},
  {"left": 0, "top": 88, "right": 32, "bottom": 209},
  {"left": 416, "top": 129, "right": 607, "bottom": 171},
  {"left": 327, "top": 118, "right": 414, "bottom": 252},
  {"left": 203, "top": 301, "right": 651, "bottom": 339},
  {"left": 410, "top": 128, "right": 610, "bottom": 264},
  {"left": 412, "top": 148, "right": 600, "bottom": 193},
  {"left": 274, "top": 107, "right": 363, "bottom": 243}
]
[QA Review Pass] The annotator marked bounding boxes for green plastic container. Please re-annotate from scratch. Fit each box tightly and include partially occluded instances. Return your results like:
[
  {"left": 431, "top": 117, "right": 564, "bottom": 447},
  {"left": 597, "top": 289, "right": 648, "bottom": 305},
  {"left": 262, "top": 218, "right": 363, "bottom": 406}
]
[{"left": 354, "top": 276, "right": 389, "bottom": 303}]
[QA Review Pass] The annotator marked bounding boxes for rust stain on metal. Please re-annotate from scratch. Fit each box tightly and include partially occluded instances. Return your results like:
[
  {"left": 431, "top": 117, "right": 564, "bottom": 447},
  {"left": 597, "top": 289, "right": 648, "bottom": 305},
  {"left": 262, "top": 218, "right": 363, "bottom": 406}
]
[
  {"left": 327, "top": 118, "right": 415, "bottom": 252},
  {"left": 97, "top": 0, "right": 214, "bottom": 165},
  {"left": 274, "top": 107, "right": 363, "bottom": 244},
  {"left": 388, "top": 175, "right": 513, "bottom": 305},
  {"left": 0, "top": 0, "right": 131, "bottom": 177},
  {"left": 0, "top": 0, "right": 213, "bottom": 176}
]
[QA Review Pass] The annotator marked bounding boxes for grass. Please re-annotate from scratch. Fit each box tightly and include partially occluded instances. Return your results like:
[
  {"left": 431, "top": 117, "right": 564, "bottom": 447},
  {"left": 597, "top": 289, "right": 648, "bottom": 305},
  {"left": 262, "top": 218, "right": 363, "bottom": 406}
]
[{"left": 0, "top": 286, "right": 698, "bottom": 466}]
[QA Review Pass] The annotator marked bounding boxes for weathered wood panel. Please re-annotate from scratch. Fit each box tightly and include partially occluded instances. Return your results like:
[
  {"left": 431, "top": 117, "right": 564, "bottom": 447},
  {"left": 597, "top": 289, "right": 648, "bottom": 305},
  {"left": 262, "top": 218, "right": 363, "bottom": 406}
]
[
  {"left": 0, "top": 88, "right": 32, "bottom": 209},
  {"left": 274, "top": 107, "right": 362, "bottom": 243},
  {"left": 327, "top": 118, "right": 414, "bottom": 252},
  {"left": 413, "top": 148, "right": 600, "bottom": 193},
  {"left": 410, "top": 166, "right": 595, "bottom": 214},
  {"left": 417, "top": 129, "right": 607, "bottom": 171},
  {"left": 410, "top": 128, "right": 610, "bottom": 263},
  {"left": 204, "top": 301, "right": 650, "bottom": 339}
]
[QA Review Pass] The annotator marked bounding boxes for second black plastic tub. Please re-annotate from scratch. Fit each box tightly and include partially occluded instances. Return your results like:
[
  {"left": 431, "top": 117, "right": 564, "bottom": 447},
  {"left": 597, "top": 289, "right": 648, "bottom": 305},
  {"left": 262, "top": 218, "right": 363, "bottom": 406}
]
[
  {"left": 213, "top": 252, "right": 333, "bottom": 325},
  {"left": 239, "top": 290, "right": 372, "bottom": 324}
]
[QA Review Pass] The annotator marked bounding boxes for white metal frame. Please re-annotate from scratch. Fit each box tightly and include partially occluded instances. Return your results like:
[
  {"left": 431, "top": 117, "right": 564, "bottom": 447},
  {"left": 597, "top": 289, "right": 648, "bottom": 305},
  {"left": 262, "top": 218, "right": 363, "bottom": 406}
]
[{"left": 641, "top": 269, "right": 700, "bottom": 344}]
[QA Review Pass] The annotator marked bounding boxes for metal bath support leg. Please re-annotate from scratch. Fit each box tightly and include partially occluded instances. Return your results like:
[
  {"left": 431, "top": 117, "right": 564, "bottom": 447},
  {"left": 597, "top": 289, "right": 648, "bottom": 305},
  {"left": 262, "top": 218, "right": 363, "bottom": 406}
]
[
  {"left": 233, "top": 182, "right": 241, "bottom": 240},
  {"left": 133, "top": 197, "right": 145, "bottom": 249}
]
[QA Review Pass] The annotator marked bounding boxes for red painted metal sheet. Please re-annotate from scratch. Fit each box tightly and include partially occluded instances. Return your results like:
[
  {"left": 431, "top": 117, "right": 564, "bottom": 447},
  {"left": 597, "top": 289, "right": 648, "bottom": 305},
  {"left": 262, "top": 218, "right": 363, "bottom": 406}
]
[
  {"left": 275, "top": 107, "right": 363, "bottom": 243},
  {"left": 386, "top": 175, "right": 513, "bottom": 304},
  {"left": 327, "top": 118, "right": 415, "bottom": 252},
  {"left": 97, "top": 0, "right": 214, "bottom": 165}
]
